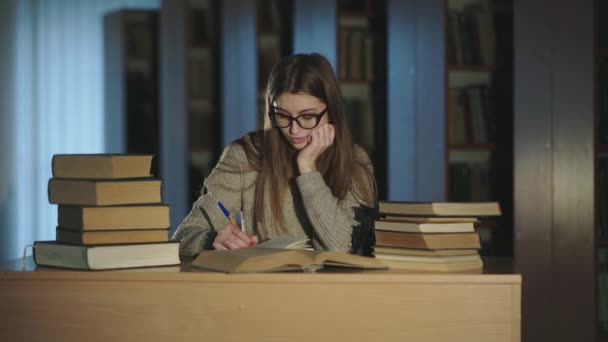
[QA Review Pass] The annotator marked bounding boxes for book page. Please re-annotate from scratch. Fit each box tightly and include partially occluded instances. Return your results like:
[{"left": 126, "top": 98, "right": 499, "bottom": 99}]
[
  {"left": 256, "top": 235, "right": 311, "bottom": 249},
  {"left": 313, "top": 251, "right": 387, "bottom": 269}
]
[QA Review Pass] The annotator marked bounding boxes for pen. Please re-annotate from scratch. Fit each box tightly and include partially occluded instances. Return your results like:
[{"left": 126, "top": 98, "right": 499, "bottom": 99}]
[
  {"left": 240, "top": 211, "right": 246, "bottom": 233},
  {"left": 218, "top": 202, "right": 254, "bottom": 247},
  {"left": 240, "top": 212, "right": 255, "bottom": 246},
  {"left": 218, "top": 201, "right": 236, "bottom": 225}
]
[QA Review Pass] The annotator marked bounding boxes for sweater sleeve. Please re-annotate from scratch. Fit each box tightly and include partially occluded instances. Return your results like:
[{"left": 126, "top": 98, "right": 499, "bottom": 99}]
[
  {"left": 171, "top": 143, "right": 247, "bottom": 261},
  {"left": 295, "top": 146, "right": 375, "bottom": 251}
]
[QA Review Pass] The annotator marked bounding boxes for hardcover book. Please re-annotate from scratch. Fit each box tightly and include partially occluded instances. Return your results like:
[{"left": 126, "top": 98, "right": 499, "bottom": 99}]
[
  {"left": 374, "top": 253, "right": 481, "bottom": 264},
  {"left": 58, "top": 205, "right": 170, "bottom": 230},
  {"left": 48, "top": 178, "right": 162, "bottom": 206},
  {"left": 33, "top": 241, "right": 179, "bottom": 270},
  {"left": 373, "top": 246, "right": 479, "bottom": 257},
  {"left": 374, "top": 231, "right": 481, "bottom": 249},
  {"left": 56, "top": 227, "right": 169, "bottom": 245},
  {"left": 375, "top": 220, "right": 475, "bottom": 233},
  {"left": 52, "top": 154, "right": 153, "bottom": 179},
  {"left": 378, "top": 201, "right": 501, "bottom": 217},
  {"left": 379, "top": 215, "right": 478, "bottom": 223},
  {"left": 376, "top": 257, "right": 483, "bottom": 272}
]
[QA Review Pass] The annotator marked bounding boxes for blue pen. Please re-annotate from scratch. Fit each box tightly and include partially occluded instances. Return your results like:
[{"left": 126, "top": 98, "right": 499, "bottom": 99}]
[{"left": 218, "top": 201, "right": 236, "bottom": 225}]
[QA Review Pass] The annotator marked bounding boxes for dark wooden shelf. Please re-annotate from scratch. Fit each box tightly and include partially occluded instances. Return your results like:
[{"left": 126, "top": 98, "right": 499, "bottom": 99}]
[
  {"left": 448, "top": 64, "right": 496, "bottom": 72},
  {"left": 338, "top": 10, "right": 373, "bottom": 18},
  {"left": 448, "top": 143, "right": 497, "bottom": 150},
  {"left": 598, "top": 144, "right": 608, "bottom": 154},
  {"left": 258, "top": 30, "right": 280, "bottom": 37},
  {"left": 190, "top": 43, "right": 211, "bottom": 49}
]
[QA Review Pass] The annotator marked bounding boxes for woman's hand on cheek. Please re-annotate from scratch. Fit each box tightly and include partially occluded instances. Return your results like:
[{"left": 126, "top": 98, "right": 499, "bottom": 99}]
[{"left": 297, "top": 123, "right": 335, "bottom": 174}]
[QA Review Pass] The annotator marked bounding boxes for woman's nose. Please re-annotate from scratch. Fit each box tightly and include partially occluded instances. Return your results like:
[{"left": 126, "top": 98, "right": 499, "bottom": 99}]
[{"left": 289, "top": 120, "right": 301, "bottom": 134}]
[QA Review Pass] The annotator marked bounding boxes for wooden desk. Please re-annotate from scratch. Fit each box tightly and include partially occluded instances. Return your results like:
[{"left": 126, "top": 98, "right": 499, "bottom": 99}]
[{"left": 0, "top": 257, "right": 521, "bottom": 342}]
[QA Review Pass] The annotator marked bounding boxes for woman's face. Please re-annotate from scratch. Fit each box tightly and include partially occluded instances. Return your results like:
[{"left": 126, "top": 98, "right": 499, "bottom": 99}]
[{"left": 272, "top": 92, "right": 329, "bottom": 150}]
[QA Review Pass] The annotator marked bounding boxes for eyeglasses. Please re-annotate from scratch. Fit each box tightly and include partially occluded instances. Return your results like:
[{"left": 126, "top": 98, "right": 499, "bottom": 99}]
[{"left": 268, "top": 107, "right": 328, "bottom": 129}]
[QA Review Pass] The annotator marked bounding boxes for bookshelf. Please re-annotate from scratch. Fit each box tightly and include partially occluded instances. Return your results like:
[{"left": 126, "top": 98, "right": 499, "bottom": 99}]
[
  {"left": 103, "top": 10, "right": 160, "bottom": 174},
  {"left": 187, "top": 0, "right": 221, "bottom": 205},
  {"left": 336, "top": 0, "right": 387, "bottom": 198},
  {"left": 599, "top": 0, "right": 608, "bottom": 338},
  {"left": 445, "top": 0, "right": 512, "bottom": 256},
  {"left": 256, "top": 0, "right": 293, "bottom": 127},
  {"left": 159, "top": 0, "right": 222, "bottom": 228}
]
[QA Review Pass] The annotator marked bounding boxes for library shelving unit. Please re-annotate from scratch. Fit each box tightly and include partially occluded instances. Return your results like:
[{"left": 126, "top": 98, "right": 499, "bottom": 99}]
[
  {"left": 104, "top": 10, "right": 160, "bottom": 174},
  {"left": 597, "top": 0, "right": 608, "bottom": 338},
  {"left": 255, "top": 0, "right": 293, "bottom": 127},
  {"left": 160, "top": 0, "right": 215, "bottom": 228},
  {"left": 186, "top": 0, "right": 221, "bottom": 205},
  {"left": 445, "top": 0, "right": 512, "bottom": 256},
  {"left": 336, "top": 0, "right": 387, "bottom": 198}
]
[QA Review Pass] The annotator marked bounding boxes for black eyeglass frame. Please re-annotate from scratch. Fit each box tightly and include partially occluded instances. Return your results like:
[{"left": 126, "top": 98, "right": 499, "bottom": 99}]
[{"left": 268, "top": 107, "right": 328, "bottom": 129}]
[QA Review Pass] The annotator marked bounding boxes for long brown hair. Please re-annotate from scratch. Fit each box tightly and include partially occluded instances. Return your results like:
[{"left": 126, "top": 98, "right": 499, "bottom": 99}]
[{"left": 237, "top": 53, "right": 376, "bottom": 239}]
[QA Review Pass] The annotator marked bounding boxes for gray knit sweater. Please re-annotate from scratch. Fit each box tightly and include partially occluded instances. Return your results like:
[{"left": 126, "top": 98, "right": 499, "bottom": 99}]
[{"left": 172, "top": 138, "right": 374, "bottom": 261}]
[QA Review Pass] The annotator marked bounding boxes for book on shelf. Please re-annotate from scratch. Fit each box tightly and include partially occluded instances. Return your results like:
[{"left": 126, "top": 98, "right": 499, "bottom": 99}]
[
  {"left": 190, "top": 6, "right": 210, "bottom": 46},
  {"left": 447, "top": 1, "right": 495, "bottom": 67},
  {"left": 191, "top": 247, "right": 387, "bottom": 273},
  {"left": 378, "top": 201, "right": 501, "bottom": 217},
  {"left": 448, "top": 87, "right": 467, "bottom": 144},
  {"left": 374, "top": 231, "right": 481, "bottom": 250},
  {"left": 465, "top": 87, "right": 488, "bottom": 144},
  {"left": 448, "top": 86, "right": 496, "bottom": 145},
  {"left": 58, "top": 204, "right": 170, "bottom": 230},
  {"left": 48, "top": 178, "right": 162, "bottom": 206},
  {"left": 257, "top": 0, "right": 281, "bottom": 32},
  {"left": 377, "top": 257, "right": 483, "bottom": 272},
  {"left": 469, "top": 1, "right": 495, "bottom": 66},
  {"left": 599, "top": 249, "right": 608, "bottom": 331},
  {"left": 33, "top": 240, "right": 179, "bottom": 270},
  {"left": 375, "top": 220, "right": 475, "bottom": 233},
  {"left": 600, "top": 59, "right": 608, "bottom": 144},
  {"left": 446, "top": 11, "right": 463, "bottom": 65},
  {"left": 338, "top": 18, "right": 374, "bottom": 82},
  {"left": 600, "top": 159, "right": 608, "bottom": 238},
  {"left": 450, "top": 161, "right": 493, "bottom": 202},
  {"left": 189, "top": 47, "right": 213, "bottom": 100},
  {"left": 373, "top": 246, "right": 479, "bottom": 257},
  {"left": 56, "top": 227, "right": 169, "bottom": 245},
  {"left": 52, "top": 154, "right": 153, "bottom": 179}
]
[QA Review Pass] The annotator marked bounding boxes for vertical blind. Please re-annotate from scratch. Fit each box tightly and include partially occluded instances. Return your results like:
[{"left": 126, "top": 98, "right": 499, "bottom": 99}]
[{"left": 0, "top": 0, "right": 160, "bottom": 262}]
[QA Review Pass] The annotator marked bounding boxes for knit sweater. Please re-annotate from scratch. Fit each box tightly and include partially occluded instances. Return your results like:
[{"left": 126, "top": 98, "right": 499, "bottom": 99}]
[{"left": 172, "top": 136, "right": 374, "bottom": 261}]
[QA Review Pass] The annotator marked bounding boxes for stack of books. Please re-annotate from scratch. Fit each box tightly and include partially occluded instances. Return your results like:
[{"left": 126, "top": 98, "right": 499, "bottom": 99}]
[
  {"left": 34, "top": 154, "right": 179, "bottom": 270},
  {"left": 373, "top": 201, "right": 501, "bottom": 272}
]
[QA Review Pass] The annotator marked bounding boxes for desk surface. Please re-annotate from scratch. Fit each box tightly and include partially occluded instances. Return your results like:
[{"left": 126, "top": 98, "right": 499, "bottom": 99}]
[
  {"left": 1, "top": 257, "right": 521, "bottom": 342},
  {"left": 1, "top": 256, "right": 520, "bottom": 284}
]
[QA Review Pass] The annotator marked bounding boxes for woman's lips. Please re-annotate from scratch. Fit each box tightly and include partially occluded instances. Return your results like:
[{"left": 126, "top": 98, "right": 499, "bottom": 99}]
[{"left": 290, "top": 136, "right": 308, "bottom": 145}]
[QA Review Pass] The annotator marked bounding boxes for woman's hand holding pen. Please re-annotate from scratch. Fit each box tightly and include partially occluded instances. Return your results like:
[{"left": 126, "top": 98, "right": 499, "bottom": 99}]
[
  {"left": 215, "top": 202, "right": 257, "bottom": 250},
  {"left": 213, "top": 224, "right": 258, "bottom": 250},
  {"left": 297, "top": 123, "right": 335, "bottom": 174}
]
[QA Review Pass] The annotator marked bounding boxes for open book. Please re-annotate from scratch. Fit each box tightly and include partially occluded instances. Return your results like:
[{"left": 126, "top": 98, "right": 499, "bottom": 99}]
[{"left": 191, "top": 247, "right": 387, "bottom": 273}]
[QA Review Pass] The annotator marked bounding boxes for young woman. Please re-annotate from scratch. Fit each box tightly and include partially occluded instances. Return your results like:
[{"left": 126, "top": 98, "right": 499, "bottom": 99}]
[{"left": 173, "top": 53, "right": 376, "bottom": 261}]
